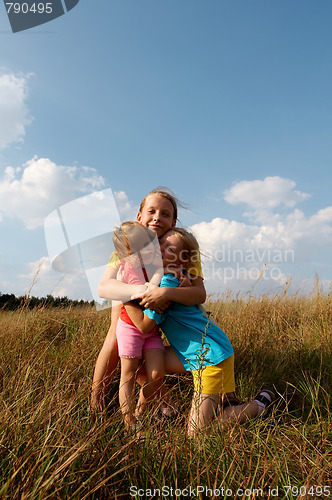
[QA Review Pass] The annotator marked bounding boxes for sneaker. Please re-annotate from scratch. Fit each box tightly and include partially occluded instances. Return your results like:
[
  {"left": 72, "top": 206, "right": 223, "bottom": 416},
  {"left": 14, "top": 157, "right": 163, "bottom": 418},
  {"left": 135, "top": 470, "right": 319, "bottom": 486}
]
[{"left": 254, "top": 384, "right": 279, "bottom": 418}]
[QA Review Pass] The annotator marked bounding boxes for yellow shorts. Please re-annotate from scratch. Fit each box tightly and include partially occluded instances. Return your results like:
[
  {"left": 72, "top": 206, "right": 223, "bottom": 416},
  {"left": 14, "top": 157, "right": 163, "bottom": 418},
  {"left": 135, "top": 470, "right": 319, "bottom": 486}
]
[{"left": 192, "top": 355, "right": 235, "bottom": 395}]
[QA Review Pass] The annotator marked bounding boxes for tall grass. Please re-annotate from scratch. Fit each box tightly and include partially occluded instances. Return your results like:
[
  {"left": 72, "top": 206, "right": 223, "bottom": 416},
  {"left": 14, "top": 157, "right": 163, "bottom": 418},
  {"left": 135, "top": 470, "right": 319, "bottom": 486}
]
[{"left": 0, "top": 289, "right": 331, "bottom": 499}]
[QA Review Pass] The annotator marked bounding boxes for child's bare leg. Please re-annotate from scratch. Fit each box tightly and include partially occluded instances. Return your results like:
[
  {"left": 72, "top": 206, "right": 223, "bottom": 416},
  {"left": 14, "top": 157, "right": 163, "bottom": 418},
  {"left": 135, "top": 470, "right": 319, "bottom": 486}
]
[
  {"left": 136, "top": 371, "right": 174, "bottom": 414},
  {"left": 187, "top": 392, "right": 220, "bottom": 437},
  {"left": 136, "top": 349, "right": 164, "bottom": 416},
  {"left": 90, "top": 306, "right": 120, "bottom": 412},
  {"left": 136, "top": 346, "right": 184, "bottom": 416},
  {"left": 221, "top": 392, "right": 244, "bottom": 406},
  {"left": 218, "top": 386, "right": 277, "bottom": 430},
  {"left": 119, "top": 357, "right": 140, "bottom": 427},
  {"left": 217, "top": 401, "right": 259, "bottom": 430},
  {"left": 159, "top": 346, "right": 185, "bottom": 415}
]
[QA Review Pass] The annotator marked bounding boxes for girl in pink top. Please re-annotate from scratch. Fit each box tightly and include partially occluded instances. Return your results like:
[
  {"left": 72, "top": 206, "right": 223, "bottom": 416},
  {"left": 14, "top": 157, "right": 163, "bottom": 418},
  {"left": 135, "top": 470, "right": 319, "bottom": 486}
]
[{"left": 112, "top": 221, "right": 165, "bottom": 432}]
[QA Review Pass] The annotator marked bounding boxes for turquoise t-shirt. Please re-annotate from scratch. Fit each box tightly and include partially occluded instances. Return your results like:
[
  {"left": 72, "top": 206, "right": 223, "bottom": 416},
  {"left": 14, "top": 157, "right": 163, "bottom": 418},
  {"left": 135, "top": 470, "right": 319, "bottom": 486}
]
[{"left": 144, "top": 274, "right": 234, "bottom": 371}]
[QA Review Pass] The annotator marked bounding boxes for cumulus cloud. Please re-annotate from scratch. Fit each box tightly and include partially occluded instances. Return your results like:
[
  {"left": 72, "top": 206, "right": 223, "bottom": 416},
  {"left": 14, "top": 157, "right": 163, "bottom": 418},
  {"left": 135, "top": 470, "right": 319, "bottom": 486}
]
[
  {"left": 191, "top": 209, "right": 331, "bottom": 271},
  {"left": 0, "top": 71, "right": 32, "bottom": 149},
  {"left": 190, "top": 214, "right": 332, "bottom": 295},
  {"left": 189, "top": 177, "right": 332, "bottom": 294},
  {"left": 0, "top": 156, "right": 106, "bottom": 229},
  {"left": 114, "top": 191, "right": 138, "bottom": 221},
  {"left": 224, "top": 176, "right": 311, "bottom": 213}
]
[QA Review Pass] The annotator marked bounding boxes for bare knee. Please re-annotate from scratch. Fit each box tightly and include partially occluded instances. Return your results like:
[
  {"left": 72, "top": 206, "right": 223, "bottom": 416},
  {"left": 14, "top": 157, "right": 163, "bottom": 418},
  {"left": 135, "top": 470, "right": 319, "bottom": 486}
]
[{"left": 147, "top": 368, "right": 164, "bottom": 383}]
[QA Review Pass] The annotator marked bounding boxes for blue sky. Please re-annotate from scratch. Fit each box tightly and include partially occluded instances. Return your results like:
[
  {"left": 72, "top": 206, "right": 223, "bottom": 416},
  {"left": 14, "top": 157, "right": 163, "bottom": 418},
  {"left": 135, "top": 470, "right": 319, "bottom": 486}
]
[{"left": 0, "top": 0, "right": 331, "bottom": 300}]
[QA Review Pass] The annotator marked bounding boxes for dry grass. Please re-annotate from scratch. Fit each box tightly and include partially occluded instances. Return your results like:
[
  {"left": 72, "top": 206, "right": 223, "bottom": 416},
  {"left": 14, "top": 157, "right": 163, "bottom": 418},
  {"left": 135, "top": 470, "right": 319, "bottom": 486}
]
[{"left": 0, "top": 289, "right": 331, "bottom": 499}]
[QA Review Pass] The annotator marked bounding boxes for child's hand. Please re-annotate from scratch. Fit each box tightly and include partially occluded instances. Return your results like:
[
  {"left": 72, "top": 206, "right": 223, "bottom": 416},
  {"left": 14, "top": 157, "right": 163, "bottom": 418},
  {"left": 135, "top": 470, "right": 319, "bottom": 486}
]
[
  {"left": 139, "top": 287, "right": 171, "bottom": 313},
  {"left": 130, "top": 284, "right": 148, "bottom": 301},
  {"left": 131, "top": 282, "right": 157, "bottom": 300},
  {"left": 167, "top": 266, "right": 192, "bottom": 287},
  {"left": 179, "top": 274, "right": 192, "bottom": 288}
]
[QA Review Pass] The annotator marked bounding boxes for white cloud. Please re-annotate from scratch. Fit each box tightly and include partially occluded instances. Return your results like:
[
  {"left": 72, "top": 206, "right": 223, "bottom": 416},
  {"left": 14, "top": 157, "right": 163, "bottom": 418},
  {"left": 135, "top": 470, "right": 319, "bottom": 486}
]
[
  {"left": 114, "top": 191, "right": 138, "bottom": 221},
  {"left": 310, "top": 206, "right": 332, "bottom": 224},
  {"left": 0, "top": 72, "right": 32, "bottom": 149},
  {"left": 190, "top": 200, "right": 332, "bottom": 294},
  {"left": 192, "top": 206, "right": 332, "bottom": 265},
  {"left": 192, "top": 175, "right": 331, "bottom": 292},
  {"left": 224, "top": 176, "right": 311, "bottom": 214},
  {"left": 190, "top": 218, "right": 258, "bottom": 256},
  {"left": 0, "top": 156, "right": 106, "bottom": 229}
]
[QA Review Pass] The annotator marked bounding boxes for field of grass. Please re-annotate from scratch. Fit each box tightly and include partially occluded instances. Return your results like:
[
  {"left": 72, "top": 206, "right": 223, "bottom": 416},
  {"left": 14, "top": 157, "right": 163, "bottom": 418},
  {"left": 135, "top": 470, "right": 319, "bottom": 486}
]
[{"left": 0, "top": 288, "right": 331, "bottom": 499}]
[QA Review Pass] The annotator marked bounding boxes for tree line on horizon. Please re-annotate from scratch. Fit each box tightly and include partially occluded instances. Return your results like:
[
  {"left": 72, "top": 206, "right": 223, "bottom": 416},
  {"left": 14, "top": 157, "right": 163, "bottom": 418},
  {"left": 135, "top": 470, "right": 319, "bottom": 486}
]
[{"left": 0, "top": 292, "right": 94, "bottom": 311}]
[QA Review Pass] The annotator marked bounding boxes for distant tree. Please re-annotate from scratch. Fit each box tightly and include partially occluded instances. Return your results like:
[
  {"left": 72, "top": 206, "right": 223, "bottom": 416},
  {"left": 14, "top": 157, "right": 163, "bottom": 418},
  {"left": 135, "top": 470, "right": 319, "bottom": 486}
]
[{"left": 0, "top": 292, "right": 94, "bottom": 311}]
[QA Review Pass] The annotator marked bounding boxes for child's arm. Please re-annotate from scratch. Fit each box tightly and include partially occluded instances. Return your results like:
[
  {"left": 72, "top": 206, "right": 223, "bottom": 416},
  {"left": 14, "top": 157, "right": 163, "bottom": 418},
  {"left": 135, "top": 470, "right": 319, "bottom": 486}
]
[
  {"left": 138, "top": 275, "right": 206, "bottom": 310},
  {"left": 97, "top": 266, "right": 147, "bottom": 302},
  {"left": 124, "top": 301, "right": 158, "bottom": 334}
]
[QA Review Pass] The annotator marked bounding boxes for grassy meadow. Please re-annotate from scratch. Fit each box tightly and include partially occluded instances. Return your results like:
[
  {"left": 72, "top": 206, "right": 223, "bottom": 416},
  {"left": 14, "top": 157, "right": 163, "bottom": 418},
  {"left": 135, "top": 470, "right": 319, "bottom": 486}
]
[{"left": 0, "top": 287, "right": 331, "bottom": 499}]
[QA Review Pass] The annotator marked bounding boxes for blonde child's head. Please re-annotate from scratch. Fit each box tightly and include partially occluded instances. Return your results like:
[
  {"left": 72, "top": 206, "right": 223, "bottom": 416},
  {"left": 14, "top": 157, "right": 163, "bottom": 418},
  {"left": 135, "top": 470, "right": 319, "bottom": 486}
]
[
  {"left": 113, "top": 221, "right": 156, "bottom": 260},
  {"left": 136, "top": 188, "right": 185, "bottom": 238},
  {"left": 160, "top": 227, "right": 200, "bottom": 274},
  {"left": 139, "top": 188, "right": 179, "bottom": 221}
]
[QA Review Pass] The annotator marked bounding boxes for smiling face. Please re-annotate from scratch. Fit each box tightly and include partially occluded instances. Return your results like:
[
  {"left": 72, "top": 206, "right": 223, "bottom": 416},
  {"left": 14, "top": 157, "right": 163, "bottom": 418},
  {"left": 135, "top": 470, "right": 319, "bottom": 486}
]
[{"left": 136, "top": 194, "right": 176, "bottom": 238}]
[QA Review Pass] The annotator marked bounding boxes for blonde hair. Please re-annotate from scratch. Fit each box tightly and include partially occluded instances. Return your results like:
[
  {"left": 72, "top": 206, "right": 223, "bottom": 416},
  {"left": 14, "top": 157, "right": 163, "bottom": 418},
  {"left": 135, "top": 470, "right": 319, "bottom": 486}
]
[
  {"left": 168, "top": 227, "right": 201, "bottom": 272},
  {"left": 113, "top": 221, "right": 156, "bottom": 260},
  {"left": 139, "top": 188, "right": 179, "bottom": 221}
]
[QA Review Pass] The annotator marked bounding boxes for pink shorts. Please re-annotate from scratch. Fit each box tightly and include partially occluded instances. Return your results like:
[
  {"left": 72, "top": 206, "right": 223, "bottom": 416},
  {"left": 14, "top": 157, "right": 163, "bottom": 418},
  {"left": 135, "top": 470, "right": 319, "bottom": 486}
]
[{"left": 116, "top": 317, "right": 165, "bottom": 359}]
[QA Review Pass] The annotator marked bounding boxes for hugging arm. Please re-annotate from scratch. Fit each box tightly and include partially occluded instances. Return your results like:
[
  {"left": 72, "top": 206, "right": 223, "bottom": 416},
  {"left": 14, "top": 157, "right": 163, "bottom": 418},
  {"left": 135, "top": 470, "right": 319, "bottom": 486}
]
[
  {"left": 139, "top": 275, "right": 206, "bottom": 311},
  {"left": 124, "top": 302, "right": 157, "bottom": 334},
  {"left": 97, "top": 266, "right": 147, "bottom": 302}
]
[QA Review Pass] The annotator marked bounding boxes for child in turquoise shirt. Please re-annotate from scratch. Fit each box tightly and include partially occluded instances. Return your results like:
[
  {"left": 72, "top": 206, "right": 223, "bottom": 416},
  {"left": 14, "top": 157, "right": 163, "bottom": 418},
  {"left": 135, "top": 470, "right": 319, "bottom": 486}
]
[{"left": 125, "top": 228, "right": 277, "bottom": 436}]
